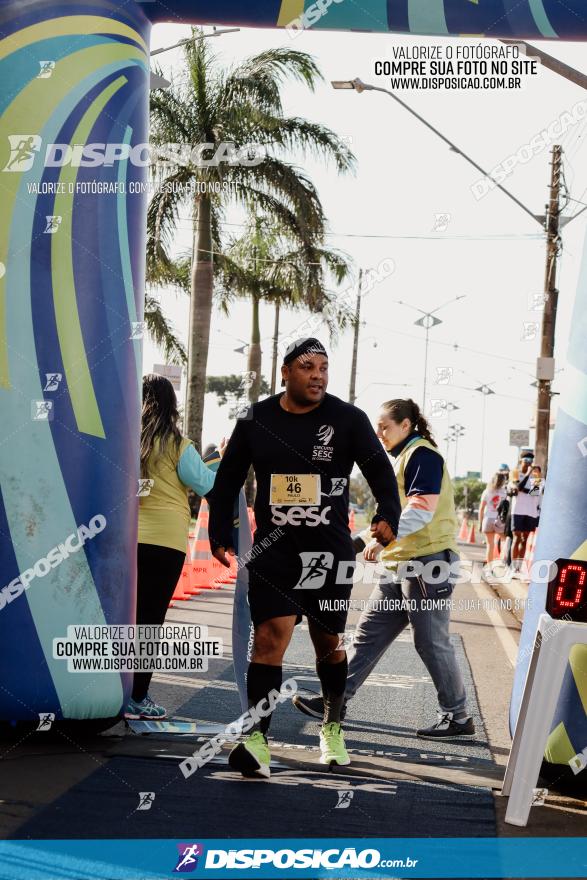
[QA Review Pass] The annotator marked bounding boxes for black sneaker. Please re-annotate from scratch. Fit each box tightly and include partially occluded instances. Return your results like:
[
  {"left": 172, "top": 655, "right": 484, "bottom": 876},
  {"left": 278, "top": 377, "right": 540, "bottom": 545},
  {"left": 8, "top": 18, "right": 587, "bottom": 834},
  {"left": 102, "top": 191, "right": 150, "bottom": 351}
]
[
  {"left": 416, "top": 713, "right": 475, "bottom": 740},
  {"left": 292, "top": 692, "right": 347, "bottom": 721}
]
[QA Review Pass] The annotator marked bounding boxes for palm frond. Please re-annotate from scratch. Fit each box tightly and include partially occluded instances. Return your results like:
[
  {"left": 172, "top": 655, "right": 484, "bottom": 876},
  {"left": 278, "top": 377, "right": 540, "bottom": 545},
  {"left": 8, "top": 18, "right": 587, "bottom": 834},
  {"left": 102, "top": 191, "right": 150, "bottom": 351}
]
[{"left": 144, "top": 295, "right": 187, "bottom": 365}]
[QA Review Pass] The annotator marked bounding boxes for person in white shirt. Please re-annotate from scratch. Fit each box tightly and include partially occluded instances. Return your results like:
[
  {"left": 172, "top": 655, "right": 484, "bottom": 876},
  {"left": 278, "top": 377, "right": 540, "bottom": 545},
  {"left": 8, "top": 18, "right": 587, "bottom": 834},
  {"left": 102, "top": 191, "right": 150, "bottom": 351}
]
[
  {"left": 478, "top": 472, "right": 507, "bottom": 564},
  {"left": 509, "top": 455, "right": 540, "bottom": 571}
]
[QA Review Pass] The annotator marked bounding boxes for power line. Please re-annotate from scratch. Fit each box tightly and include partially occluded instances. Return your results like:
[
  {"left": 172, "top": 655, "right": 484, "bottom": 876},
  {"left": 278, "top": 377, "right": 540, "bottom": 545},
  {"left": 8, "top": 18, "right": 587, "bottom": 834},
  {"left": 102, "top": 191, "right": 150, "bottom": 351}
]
[
  {"left": 361, "top": 320, "right": 535, "bottom": 367},
  {"left": 171, "top": 216, "right": 543, "bottom": 241}
]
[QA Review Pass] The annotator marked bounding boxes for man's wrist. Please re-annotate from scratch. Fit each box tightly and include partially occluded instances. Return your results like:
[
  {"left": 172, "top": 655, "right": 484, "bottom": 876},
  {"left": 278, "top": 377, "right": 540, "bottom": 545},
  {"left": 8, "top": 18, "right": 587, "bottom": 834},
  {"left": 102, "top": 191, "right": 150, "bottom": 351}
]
[{"left": 371, "top": 514, "right": 398, "bottom": 533}]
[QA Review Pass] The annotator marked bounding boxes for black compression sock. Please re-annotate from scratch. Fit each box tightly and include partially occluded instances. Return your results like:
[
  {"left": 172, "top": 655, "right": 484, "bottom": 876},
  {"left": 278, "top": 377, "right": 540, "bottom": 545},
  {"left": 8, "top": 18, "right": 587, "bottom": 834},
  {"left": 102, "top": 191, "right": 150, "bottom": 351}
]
[
  {"left": 317, "top": 656, "right": 348, "bottom": 724},
  {"left": 246, "top": 662, "right": 283, "bottom": 735}
]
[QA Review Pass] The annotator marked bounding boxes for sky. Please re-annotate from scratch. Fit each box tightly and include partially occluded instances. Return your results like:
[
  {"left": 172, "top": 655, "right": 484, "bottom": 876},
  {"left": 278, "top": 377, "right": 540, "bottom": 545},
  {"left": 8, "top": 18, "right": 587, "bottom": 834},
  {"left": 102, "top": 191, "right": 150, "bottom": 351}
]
[{"left": 144, "top": 23, "right": 587, "bottom": 481}]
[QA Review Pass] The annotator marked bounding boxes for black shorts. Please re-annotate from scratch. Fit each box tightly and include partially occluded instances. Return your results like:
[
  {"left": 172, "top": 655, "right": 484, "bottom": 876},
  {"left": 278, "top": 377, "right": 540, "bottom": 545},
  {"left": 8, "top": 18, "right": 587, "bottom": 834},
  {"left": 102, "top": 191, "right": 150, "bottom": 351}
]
[
  {"left": 247, "top": 572, "right": 352, "bottom": 635},
  {"left": 512, "top": 514, "right": 538, "bottom": 533}
]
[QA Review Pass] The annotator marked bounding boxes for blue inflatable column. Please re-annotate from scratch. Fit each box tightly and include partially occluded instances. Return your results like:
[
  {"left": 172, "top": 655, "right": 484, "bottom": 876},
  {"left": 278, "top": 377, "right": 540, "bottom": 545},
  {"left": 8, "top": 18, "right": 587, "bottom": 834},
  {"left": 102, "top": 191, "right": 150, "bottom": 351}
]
[
  {"left": 0, "top": 0, "right": 150, "bottom": 720},
  {"left": 511, "top": 226, "right": 587, "bottom": 764}
]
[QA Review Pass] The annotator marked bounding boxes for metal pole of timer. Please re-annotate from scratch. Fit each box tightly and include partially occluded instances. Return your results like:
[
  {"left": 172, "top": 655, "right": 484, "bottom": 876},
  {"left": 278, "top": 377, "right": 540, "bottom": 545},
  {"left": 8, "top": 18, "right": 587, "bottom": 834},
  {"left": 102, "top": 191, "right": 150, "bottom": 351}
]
[{"left": 501, "top": 559, "right": 587, "bottom": 826}]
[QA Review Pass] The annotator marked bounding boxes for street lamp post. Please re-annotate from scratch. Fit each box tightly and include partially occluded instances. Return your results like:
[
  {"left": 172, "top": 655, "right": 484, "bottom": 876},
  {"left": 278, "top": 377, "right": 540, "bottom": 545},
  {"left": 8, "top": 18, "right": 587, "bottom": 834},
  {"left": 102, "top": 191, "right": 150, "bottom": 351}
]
[
  {"left": 394, "top": 297, "right": 466, "bottom": 410},
  {"left": 330, "top": 78, "right": 543, "bottom": 226},
  {"left": 416, "top": 313, "right": 442, "bottom": 411},
  {"left": 150, "top": 27, "right": 241, "bottom": 56},
  {"left": 450, "top": 424, "right": 466, "bottom": 478},
  {"left": 330, "top": 76, "right": 586, "bottom": 474},
  {"left": 475, "top": 384, "right": 496, "bottom": 478},
  {"left": 445, "top": 402, "right": 459, "bottom": 454}
]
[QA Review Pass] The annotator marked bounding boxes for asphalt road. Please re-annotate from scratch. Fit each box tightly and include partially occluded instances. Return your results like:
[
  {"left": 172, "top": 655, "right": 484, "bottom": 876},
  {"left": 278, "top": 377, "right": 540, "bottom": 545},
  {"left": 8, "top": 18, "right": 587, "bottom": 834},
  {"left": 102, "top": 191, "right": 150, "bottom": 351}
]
[{"left": 1, "top": 542, "right": 586, "bottom": 878}]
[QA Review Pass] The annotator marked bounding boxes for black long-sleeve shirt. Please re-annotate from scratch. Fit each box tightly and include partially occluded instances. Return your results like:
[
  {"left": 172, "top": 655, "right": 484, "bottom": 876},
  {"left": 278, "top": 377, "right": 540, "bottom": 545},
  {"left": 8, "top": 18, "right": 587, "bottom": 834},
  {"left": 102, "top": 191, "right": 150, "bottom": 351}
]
[{"left": 208, "top": 393, "right": 401, "bottom": 591}]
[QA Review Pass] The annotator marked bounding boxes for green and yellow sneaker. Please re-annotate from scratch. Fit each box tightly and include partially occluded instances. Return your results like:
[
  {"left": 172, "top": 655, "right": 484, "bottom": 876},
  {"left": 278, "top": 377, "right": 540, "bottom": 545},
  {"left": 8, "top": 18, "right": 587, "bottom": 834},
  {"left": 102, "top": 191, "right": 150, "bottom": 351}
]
[
  {"left": 319, "top": 721, "right": 350, "bottom": 766},
  {"left": 228, "top": 731, "right": 271, "bottom": 779}
]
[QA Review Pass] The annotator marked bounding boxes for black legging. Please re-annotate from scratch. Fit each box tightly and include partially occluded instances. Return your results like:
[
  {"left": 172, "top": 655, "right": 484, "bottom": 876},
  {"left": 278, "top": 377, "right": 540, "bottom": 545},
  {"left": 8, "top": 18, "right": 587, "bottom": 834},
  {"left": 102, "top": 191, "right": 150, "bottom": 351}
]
[{"left": 132, "top": 543, "right": 186, "bottom": 701}]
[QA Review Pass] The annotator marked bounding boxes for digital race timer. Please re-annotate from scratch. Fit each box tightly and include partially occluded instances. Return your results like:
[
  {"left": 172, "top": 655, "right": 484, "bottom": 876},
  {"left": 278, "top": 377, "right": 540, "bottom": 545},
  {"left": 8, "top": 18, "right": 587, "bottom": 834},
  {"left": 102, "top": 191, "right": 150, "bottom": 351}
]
[{"left": 546, "top": 558, "right": 587, "bottom": 621}]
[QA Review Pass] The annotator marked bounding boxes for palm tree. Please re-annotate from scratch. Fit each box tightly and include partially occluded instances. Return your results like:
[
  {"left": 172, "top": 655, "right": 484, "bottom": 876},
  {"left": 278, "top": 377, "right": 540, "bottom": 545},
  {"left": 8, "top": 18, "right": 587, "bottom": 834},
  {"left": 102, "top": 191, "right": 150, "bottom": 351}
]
[
  {"left": 215, "top": 215, "right": 355, "bottom": 402},
  {"left": 148, "top": 33, "right": 355, "bottom": 449},
  {"left": 144, "top": 253, "right": 191, "bottom": 365},
  {"left": 144, "top": 295, "right": 187, "bottom": 366}
]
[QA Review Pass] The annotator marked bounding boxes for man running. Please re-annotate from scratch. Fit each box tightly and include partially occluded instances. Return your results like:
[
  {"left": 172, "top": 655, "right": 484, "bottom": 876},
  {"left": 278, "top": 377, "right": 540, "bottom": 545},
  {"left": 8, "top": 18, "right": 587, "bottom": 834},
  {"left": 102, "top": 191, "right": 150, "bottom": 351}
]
[{"left": 208, "top": 338, "right": 400, "bottom": 778}]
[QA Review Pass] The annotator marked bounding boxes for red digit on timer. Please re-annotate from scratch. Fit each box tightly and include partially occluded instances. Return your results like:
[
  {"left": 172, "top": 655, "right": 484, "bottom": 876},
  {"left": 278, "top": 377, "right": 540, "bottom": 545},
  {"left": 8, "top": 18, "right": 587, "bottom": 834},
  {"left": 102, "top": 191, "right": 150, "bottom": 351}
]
[{"left": 555, "top": 563, "right": 586, "bottom": 610}]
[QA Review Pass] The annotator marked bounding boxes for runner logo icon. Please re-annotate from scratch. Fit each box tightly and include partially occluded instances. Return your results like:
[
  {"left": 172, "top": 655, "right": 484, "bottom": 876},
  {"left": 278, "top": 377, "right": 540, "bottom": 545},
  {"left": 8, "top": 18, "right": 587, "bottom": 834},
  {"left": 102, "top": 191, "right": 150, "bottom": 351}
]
[
  {"left": 174, "top": 843, "right": 204, "bottom": 872},
  {"left": 4, "top": 135, "right": 42, "bottom": 172},
  {"left": 36, "top": 712, "right": 55, "bottom": 731},
  {"left": 294, "top": 551, "right": 334, "bottom": 589},
  {"left": 324, "top": 477, "right": 347, "bottom": 497},
  {"left": 335, "top": 789, "right": 354, "bottom": 809}
]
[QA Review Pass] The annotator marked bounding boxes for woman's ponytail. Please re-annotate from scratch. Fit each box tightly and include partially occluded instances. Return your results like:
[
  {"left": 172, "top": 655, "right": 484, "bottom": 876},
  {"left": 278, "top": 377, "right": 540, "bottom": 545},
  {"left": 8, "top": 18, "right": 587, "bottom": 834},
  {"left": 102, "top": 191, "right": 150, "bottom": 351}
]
[
  {"left": 413, "top": 409, "right": 437, "bottom": 448},
  {"left": 382, "top": 398, "right": 438, "bottom": 448}
]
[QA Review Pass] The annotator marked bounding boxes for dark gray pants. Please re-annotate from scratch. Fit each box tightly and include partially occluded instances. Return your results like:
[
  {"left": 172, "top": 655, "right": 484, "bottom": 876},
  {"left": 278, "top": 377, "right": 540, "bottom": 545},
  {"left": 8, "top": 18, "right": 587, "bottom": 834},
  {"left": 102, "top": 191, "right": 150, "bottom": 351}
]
[{"left": 346, "top": 550, "right": 467, "bottom": 716}]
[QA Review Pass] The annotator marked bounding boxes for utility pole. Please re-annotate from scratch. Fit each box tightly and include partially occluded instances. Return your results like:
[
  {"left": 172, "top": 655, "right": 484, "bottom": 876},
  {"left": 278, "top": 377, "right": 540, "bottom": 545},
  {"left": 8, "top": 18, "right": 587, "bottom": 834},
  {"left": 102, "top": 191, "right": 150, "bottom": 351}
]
[
  {"left": 534, "top": 145, "right": 562, "bottom": 472},
  {"left": 270, "top": 301, "right": 280, "bottom": 395},
  {"left": 348, "top": 269, "right": 363, "bottom": 404}
]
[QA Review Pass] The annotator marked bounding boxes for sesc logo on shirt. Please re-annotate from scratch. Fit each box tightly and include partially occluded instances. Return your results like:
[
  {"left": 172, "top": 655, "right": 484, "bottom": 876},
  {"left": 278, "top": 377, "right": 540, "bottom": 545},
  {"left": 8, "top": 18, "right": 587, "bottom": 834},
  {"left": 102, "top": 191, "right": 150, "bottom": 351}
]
[
  {"left": 270, "top": 505, "right": 331, "bottom": 527},
  {"left": 313, "top": 424, "right": 334, "bottom": 461}
]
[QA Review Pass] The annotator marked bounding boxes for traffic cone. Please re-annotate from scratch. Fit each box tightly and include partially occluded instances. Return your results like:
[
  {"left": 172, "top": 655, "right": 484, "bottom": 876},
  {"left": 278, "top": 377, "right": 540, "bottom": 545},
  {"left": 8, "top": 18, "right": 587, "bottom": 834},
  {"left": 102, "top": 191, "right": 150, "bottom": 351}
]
[
  {"left": 458, "top": 518, "right": 469, "bottom": 541},
  {"left": 171, "top": 566, "right": 192, "bottom": 602},
  {"left": 467, "top": 522, "right": 476, "bottom": 544},
  {"left": 189, "top": 499, "right": 225, "bottom": 590},
  {"left": 349, "top": 509, "right": 356, "bottom": 531}
]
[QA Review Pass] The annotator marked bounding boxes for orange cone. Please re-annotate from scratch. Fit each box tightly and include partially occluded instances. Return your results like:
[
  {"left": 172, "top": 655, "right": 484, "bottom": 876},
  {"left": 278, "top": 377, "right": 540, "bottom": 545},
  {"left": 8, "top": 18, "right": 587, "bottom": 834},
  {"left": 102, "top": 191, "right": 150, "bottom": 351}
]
[
  {"left": 458, "top": 518, "right": 469, "bottom": 541},
  {"left": 349, "top": 509, "right": 356, "bottom": 531},
  {"left": 171, "top": 566, "right": 192, "bottom": 602},
  {"left": 188, "top": 499, "right": 225, "bottom": 590},
  {"left": 467, "top": 523, "right": 476, "bottom": 544}
]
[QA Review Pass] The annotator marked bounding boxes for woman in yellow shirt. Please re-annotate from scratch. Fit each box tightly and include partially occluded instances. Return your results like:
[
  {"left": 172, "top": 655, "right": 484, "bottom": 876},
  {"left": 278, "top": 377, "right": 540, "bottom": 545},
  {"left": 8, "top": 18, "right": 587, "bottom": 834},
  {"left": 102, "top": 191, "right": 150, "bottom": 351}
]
[{"left": 125, "top": 374, "right": 217, "bottom": 720}]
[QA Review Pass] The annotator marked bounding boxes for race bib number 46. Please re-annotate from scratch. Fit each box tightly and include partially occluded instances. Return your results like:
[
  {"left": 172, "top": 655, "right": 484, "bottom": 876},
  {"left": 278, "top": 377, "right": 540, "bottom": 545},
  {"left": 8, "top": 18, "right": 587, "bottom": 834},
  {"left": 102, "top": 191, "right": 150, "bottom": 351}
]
[{"left": 270, "top": 474, "right": 320, "bottom": 506}]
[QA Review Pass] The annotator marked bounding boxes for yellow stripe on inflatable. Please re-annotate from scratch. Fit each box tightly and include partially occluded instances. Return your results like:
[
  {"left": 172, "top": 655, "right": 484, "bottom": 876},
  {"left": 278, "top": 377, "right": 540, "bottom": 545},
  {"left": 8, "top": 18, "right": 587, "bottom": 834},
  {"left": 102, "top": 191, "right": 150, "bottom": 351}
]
[
  {"left": 544, "top": 721, "right": 576, "bottom": 765},
  {"left": 569, "top": 645, "right": 587, "bottom": 716},
  {"left": 0, "top": 15, "right": 148, "bottom": 60},
  {"left": 52, "top": 75, "right": 130, "bottom": 439},
  {"left": 277, "top": 0, "right": 306, "bottom": 27},
  {"left": 543, "top": 541, "right": 587, "bottom": 764},
  {"left": 568, "top": 544, "right": 587, "bottom": 715}
]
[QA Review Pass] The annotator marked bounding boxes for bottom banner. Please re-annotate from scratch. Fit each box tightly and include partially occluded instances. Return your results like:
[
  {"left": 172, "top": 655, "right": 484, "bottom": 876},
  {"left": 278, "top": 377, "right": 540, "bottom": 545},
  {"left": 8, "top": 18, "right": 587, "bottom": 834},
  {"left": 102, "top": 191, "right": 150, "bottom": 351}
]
[{"left": 0, "top": 838, "right": 586, "bottom": 879}]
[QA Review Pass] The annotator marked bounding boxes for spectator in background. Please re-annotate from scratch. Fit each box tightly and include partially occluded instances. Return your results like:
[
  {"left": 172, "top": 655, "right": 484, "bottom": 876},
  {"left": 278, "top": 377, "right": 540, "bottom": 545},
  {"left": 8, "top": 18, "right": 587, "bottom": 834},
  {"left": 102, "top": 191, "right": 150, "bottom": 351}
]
[
  {"left": 495, "top": 463, "right": 510, "bottom": 558},
  {"left": 478, "top": 472, "right": 507, "bottom": 565},
  {"left": 531, "top": 465, "right": 544, "bottom": 528},
  {"left": 125, "top": 374, "right": 220, "bottom": 721},
  {"left": 509, "top": 453, "right": 540, "bottom": 575}
]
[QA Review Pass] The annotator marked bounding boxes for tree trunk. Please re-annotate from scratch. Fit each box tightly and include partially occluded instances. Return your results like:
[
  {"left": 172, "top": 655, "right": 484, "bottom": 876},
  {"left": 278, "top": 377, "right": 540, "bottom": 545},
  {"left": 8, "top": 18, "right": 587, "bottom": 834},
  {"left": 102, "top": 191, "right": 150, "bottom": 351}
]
[
  {"left": 185, "top": 195, "right": 213, "bottom": 452},
  {"left": 247, "top": 293, "right": 262, "bottom": 404},
  {"left": 244, "top": 293, "right": 262, "bottom": 506},
  {"left": 270, "top": 300, "right": 280, "bottom": 394}
]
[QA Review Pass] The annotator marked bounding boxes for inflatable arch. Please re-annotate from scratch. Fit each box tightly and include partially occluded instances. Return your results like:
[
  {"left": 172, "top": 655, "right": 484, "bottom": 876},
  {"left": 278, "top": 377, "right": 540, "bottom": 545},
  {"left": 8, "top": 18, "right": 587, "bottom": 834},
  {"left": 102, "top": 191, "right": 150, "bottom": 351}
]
[{"left": 0, "top": 0, "right": 586, "bottom": 766}]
